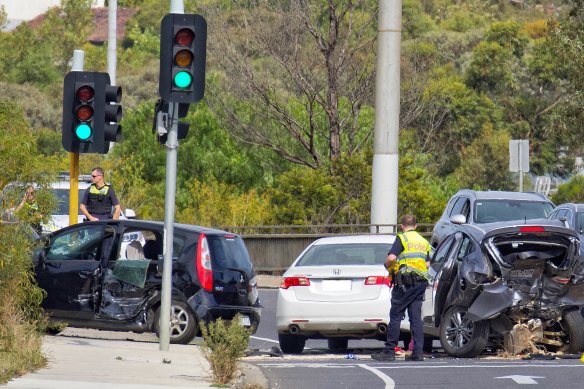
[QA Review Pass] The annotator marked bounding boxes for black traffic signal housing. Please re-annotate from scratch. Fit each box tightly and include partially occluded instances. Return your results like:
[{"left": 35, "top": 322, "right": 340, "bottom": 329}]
[
  {"left": 152, "top": 99, "right": 190, "bottom": 144},
  {"left": 159, "top": 13, "right": 207, "bottom": 103},
  {"left": 62, "top": 71, "right": 122, "bottom": 154}
]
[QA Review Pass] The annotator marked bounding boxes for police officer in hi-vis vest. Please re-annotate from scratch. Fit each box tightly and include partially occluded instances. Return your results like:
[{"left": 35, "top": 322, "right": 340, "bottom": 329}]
[
  {"left": 80, "top": 167, "right": 121, "bottom": 221},
  {"left": 372, "top": 214, "right": 430, "bottom": 362}
]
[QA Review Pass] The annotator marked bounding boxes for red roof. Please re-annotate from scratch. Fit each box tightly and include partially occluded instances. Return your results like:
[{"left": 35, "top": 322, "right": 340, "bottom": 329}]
[{"left": 28, "top": 7, "right": 137, "bottom": 44}]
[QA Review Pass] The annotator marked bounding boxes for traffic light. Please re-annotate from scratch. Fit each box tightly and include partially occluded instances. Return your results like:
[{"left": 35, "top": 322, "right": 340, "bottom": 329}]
[
  {"left": 99, "top": 79, "right": 123, "bottom": 153},
  {"left": 159, "top": 13, "right": 207, "bottom": 103},
  {"left": 62, "top": 72, "right": 122, "bottom": 154},
  {"left": 152, "top": 99, "right": 190, "bottom": 145}
]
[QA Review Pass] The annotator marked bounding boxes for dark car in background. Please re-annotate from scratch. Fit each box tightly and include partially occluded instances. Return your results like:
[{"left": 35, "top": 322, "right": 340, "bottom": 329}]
[
  {"left": 33, "top": 220, "right": 260, "bottom": 344},
  {"left": 430, "top": 190, "right": 555, "bottom": 247},
  {"left": 548, "top": 203, "right": 584, "bottom": 251},
  {"left": 425, "top": 218, "right": 584, "bottom": 358}
]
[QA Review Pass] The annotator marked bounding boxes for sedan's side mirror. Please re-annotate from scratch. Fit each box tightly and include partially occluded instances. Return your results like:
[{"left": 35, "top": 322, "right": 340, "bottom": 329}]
[
  {"left": 125, "top": 208, "right": 137, "bottom": 219},
  {"left": 33, "top": 248, "right": 47, "bottom": 269},
  {"left": 450, "top": 214, "right": 467, "bottom": 225}
]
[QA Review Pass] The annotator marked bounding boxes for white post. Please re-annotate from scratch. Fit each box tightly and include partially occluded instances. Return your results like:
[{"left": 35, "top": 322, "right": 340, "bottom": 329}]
[{"left": 371, "top": 0, "right": 401, "bottom": 233}]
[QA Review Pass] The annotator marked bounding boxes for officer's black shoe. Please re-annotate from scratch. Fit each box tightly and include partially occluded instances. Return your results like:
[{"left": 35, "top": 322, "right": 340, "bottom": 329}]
[
  {"left": 405, "top": 354, "right": 424, "bottom": 361},
  {"left": 371, "top": 351, "right": 396, "bottom": 361}
]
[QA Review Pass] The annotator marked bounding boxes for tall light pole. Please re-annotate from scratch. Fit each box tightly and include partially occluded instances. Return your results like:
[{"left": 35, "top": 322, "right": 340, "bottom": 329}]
[{"left": 371, "top": 0, "right": 401, "bottom": 233}]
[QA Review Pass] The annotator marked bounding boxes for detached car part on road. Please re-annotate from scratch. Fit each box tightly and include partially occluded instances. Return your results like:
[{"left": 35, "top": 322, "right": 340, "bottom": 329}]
[
  {"left": 33, "top": 220, "right": 260, "bottom": 344},
  {"left": 426, "top": 218, "right": 584, "bottom": 357}
]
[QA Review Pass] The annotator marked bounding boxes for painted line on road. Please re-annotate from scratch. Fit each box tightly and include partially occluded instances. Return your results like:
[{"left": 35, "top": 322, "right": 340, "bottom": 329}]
[
  {"left": 370, "top": 363, "right": 584, "bottom": 369},
  {"left": 250, "top": 335, "right": 279, "bottom": 343},
  {"left": 358, "top": 363, "right": 395, "bottom": 389}
]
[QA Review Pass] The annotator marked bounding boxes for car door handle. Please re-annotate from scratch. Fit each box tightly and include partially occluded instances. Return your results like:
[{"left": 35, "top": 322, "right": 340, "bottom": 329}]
[{"left": 79, "top": 268, "right": 100, "bottom": 278}]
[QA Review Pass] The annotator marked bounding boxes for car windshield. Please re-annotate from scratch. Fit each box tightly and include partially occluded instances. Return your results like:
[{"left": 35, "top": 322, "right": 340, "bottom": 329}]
[
  {"left": 53, "top": 188, "right": 86, "bottom": 215},
  {"left": 296, "top": 243, "right": 390, "bottom": 266},
  {"left": 474, "top": 200, "right": 554, "bottom": 223}
]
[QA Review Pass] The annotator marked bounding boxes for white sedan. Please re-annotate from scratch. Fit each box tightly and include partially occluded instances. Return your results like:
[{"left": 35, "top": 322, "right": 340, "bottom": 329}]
[{"left": 276, "top": 234, "right": 396, "bottom": 354}]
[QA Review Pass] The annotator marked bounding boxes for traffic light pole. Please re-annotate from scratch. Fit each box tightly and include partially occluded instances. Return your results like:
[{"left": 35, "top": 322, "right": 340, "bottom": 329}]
[
  {"left": 159, "top": 103, "right": 179, "bottom": 351},
  {"left": 159, "top": 0, "right": 185, "bottom": 352},
  {"left": 68, "top": 50, "right": 84, "bottom": 227}
]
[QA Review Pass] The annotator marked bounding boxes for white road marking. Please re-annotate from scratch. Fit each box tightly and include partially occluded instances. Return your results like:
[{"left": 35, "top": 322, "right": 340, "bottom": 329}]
[
  {"left": 250, "top": 335, "right": 279, "bottom": 343},
  {"left": 495, "top": 375, "right": 545, "bottom": 384},
  {"left": 358, "top": 364, "right": 395, "bottom": 389}
]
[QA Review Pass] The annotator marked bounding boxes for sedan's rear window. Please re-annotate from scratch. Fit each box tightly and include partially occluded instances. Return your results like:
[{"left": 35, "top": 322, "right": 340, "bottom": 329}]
[
  {"left": 474, "top": 200, "right": 554, "bottom": 223},
  {"left": 207, "top": 235, "right": 254, "bottom": 273},
  {"left": 296, "top": 243, "right": 390, "bottom": 266}
]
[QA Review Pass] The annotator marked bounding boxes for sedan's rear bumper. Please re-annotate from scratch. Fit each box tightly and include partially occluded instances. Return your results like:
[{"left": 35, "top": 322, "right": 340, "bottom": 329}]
[{"left": 276, "top": 287, "right": 390, "bottom": 338}]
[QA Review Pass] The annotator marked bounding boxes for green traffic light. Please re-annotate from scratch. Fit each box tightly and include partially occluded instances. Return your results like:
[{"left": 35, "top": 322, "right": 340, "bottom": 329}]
[
  {"left": 75, "top": 123, "right": 92, "bottom": 141},
  {"left": 174, "top": 71, "right": 192, "bottom": 89}
]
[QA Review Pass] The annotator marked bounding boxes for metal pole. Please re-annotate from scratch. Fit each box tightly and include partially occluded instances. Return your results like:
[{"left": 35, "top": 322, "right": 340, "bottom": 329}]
[
  {"left": 159, "top": 0, "right": 184, "bottom": 352},
  {"left": 68, "top": 50, "right": 84, "bottom": 227},
  {"left": 107, "top": 0, "right": 117, "bottom": 85},
  {"left": 518, "top": 141, "right": 523, "bottom": 192},
  {"left": 371, "top": 0, "right": 401, "bottom": 233}
]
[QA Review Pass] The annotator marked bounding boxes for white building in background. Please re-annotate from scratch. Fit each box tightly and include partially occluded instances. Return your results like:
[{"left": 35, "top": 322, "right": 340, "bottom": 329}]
[{"left": 0, "top": 0, "right": 105, "bottom": 31}]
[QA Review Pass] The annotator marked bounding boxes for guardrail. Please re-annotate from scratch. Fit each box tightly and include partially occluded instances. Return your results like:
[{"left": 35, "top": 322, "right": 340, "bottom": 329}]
[{"left": 228, "top": 224, "right": 435, "bottom": 275}]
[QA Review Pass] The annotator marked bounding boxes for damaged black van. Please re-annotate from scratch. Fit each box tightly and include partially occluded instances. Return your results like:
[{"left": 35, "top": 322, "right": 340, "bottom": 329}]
[
  {"left": 33, "top": 220, "right": 261, "bottom": 344},
  {"left": 426, "top": 217, "right": 584, "bottom": 357}
]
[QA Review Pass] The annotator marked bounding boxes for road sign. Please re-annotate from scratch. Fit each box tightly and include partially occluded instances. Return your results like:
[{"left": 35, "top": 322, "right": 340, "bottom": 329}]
[{"left": 509, "top": 139, "right": 529, "bottom": 173}]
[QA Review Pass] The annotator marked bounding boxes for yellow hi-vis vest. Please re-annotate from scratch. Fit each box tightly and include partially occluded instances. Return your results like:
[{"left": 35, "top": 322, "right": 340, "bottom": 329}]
[{"left": 396, "top": 230, "right": 430, "bottom": 280}]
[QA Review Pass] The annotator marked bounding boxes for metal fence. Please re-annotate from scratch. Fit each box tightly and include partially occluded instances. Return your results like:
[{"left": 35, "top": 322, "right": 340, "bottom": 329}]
[{"left": 230, "top": 223, "right": 435, "bottom": 275}]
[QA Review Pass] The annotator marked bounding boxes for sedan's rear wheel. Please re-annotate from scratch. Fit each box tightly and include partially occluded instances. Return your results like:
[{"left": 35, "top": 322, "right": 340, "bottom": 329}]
[
  {"left": 153, "top": 301, "right": 197, "bottom": 345},
  {"left": 440, "top": 306, "right": 489, "bottom": 358},
  {"left": 278, "top": 333, "right": 306, "bottom": 354},
  {"left": 556, "top": 309, "right": 584, "bottom": 353},
  {"left": 327, "top": 337, "right": 349, "bottom": 350}
]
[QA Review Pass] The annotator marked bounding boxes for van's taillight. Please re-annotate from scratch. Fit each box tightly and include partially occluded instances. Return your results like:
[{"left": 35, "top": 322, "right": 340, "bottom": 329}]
[
  {"left": 520, "top": 226, "right": 545, "bottom": 233},
  {"left": 280, "top": 277, "right": 310, "bottom": 289},
  {"left": 196, "top": 233, "right": 213, "bottom": 292},
  {"left": 365, "top": 276, "right": 391, "bottom": 286}
]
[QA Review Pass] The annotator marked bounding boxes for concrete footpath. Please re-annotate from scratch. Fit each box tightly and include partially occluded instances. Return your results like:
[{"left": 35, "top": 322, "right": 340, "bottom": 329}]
[{"left": 2, "top": 328, "right": 268, "bottom": 389}]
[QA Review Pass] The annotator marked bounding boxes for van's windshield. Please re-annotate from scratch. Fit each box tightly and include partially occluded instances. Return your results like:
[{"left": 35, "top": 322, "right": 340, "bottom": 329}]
[
  {"left": 474, "top": 200, "right": 554, "bottom": 223},
  {"left": 53, "top": 189, "right": 86, "bottom": 215}
]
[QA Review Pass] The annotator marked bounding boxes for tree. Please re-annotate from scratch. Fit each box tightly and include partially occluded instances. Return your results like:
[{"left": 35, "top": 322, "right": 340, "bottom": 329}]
[
  {"left": 552, "top": 175, "right": 584, "bottom": 204},
  {"left": 453, "top": 124, "right": 516, "bottom": 191},
  {"left": 204, "top": 0, "right": 378, "bottom": 168}
]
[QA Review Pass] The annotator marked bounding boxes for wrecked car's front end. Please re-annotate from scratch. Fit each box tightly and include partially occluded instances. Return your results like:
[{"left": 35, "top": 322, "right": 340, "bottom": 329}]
[{"left": 436, "top": 220, "right": 584, "bottom": 357}]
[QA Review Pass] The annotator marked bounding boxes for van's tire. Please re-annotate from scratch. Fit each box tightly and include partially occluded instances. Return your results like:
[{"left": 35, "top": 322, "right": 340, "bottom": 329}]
[
  {"left": 327, "top": 337, "right": 349, "bottom": 350},
  {"left": 278, "top": 333, "right": 306, "bottom": 354},
  {"left": 153, "top": 301, "right": 197, "bottom": 345},
  {"left": 560, "top": 309, "right": 584, "bottom": 353},
  {"left": 440, "top": 306, "right": 489, "bottom": 358}
]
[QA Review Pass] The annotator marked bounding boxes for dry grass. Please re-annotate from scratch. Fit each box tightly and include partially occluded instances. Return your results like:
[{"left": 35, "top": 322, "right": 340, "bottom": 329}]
[{"left": 0, "top": 293, "right": 46, "bottom": 384}]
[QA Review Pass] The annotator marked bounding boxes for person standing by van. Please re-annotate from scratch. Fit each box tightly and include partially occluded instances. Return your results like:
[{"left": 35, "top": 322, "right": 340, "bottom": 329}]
[{"left": 80, "top": 167, "right": 121, "bottom": 221}]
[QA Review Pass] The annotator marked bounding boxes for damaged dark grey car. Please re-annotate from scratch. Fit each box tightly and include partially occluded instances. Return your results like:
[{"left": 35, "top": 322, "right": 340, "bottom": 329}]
[
  {"left": 425, "top": 217, "right": 584, "bottom": 357},
  {"left": 33, "top": 220, "right": 261, "bottom": 344}
]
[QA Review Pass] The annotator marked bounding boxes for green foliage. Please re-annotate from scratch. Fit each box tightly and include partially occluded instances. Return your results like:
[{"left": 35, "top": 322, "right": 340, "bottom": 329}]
[
  {"left": 0, "top": 102, "right": 58, "bottom": 188},
  {"left": 397, "top": 153, "right": 445, "bottom": 224},
  {"left": 551, "top": 176, "right": 584, "bottom": 204},
  {"left": 270, "top": 152, "right": 372, "bottom": 226},
  {"left": 453, "top": 125, "right": 515, "bottom": 191},
  {"left": 200, "top": 315, "right": 250, "bottom": 385},
  {"left": 177, "top": 178, "right": 275, "bottom": 227}
]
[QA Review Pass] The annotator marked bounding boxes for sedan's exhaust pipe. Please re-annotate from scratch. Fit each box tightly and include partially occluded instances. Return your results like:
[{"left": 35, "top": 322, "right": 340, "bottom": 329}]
[
  {"left": 289, "top": 325, "right": 300, "bottom": 334},
  {"left": 377, "top": 323, "right": 387, "bottom": 335}
]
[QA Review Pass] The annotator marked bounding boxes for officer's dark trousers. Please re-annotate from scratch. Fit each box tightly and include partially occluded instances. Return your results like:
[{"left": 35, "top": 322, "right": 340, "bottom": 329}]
[{"left": 384, "top": 280, "right": 426, "bottom": 356}]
